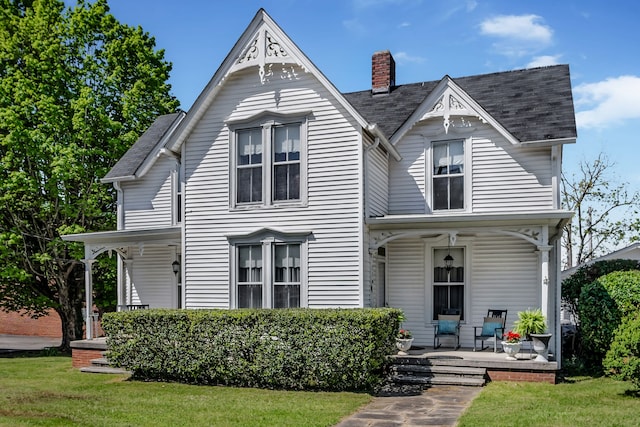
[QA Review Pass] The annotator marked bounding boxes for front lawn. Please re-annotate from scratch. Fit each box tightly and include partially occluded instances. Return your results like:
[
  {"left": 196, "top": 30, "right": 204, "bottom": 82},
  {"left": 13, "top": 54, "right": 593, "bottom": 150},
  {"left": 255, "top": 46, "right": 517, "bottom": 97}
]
[
  {"left": 0, "top": 356, "right": 372, "bottom": 426},
  {"left": 458, "top": 376, "right": 640, "bottom": 427}
]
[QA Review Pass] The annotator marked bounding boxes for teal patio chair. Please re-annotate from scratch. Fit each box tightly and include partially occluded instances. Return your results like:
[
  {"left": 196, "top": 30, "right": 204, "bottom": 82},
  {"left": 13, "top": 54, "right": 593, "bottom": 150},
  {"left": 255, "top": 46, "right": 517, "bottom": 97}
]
[{"left": 473, "top": 309, "right": 507, "bottom": 352}]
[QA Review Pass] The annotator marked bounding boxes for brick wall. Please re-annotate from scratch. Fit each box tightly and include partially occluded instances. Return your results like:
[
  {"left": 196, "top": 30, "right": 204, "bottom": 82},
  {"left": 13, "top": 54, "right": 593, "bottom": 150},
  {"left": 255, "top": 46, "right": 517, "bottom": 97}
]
[
  {"left": 72, "top": 348, "right": 104, "bottom": 368},
  {"left": 487, "top": 369, "right": 557, "bottom": 384},
  {"left": 0, "top": 309, "right": 62, "bottom": 338}
]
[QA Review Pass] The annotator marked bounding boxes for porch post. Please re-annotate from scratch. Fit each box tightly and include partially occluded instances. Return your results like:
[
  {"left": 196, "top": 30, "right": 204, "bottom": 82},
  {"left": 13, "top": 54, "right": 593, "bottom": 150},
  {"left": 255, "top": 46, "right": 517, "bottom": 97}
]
[
  {"left": 82, "top": 259, "right": 95, "bottom": 340},
  {"left": 119, "top": 259, "right": 133, "bottom": 311},
  {"left": 537, "top": 226, "right": 553, "bottom": 325}
]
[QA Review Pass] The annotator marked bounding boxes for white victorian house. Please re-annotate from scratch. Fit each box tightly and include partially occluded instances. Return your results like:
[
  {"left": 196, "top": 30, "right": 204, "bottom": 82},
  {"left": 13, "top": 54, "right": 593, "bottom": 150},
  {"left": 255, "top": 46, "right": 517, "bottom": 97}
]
[{"left": 63, "top": 9, "right": 576, "bottom": 361}]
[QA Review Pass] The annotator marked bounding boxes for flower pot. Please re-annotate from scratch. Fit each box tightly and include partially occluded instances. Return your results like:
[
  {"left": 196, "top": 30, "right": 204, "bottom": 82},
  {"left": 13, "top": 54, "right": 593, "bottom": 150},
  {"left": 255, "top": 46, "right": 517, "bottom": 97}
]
[
  {"left": 530, "top": 333, "right": 552, "bottom": 362},
  {"left": 501, "top": 341, "right": 521, "bottom": 360},
  {"left": 395, "top": 338, "right": 413, "bottom": 355}
]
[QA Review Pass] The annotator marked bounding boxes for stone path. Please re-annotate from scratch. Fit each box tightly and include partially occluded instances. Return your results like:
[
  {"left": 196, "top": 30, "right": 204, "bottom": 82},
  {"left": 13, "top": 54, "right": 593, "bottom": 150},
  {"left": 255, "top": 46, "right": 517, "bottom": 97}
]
[{"left": 334, "top": 386, "right": 482, "bottom": 427}]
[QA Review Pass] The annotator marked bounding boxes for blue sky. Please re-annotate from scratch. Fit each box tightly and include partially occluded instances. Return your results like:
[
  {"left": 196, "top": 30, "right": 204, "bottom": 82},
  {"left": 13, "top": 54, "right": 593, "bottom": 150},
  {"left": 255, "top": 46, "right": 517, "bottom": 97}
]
[{"left": 103, "top": 0, "right": 640, "bottom": 194}]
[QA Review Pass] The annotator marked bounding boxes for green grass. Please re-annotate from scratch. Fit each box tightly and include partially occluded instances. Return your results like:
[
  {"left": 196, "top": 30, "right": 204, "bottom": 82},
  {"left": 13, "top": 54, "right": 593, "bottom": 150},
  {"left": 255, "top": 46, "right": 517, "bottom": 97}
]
[
  {"left": 458, "top": 377, "right": 640, "bottom": 427},
  {"left": 0, "top": 356, "right": 372, "bottom": 426}
]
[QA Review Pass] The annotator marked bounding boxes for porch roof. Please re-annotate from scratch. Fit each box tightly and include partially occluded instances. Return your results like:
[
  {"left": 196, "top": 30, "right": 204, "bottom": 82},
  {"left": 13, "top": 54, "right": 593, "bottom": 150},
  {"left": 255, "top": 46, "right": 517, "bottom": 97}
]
[
  {"left": 366, "top": 211, "right": 572, "bottom": 240},
  {"left": 62, "top": 226, "right": 181, "bottom": 260}
]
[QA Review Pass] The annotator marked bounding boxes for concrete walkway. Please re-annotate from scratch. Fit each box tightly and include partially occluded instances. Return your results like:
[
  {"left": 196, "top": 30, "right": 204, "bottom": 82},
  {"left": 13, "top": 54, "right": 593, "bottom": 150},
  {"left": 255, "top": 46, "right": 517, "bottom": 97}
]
[
  {"left": 0, "top": 334, "right": 61, "bottom": 353},
  {"left": 335, "top": 386, "right": 482, "bottom": 427}
]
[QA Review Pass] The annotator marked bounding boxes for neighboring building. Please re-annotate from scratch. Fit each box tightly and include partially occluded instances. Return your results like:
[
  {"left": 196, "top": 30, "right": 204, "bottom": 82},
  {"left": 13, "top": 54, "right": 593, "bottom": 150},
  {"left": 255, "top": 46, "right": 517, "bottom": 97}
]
[
  {"left": 63, "top": 9, "right": 576, "bottom": 360},
  {"left": 561, "top": 242, "right": 640, "bottom": 281}
]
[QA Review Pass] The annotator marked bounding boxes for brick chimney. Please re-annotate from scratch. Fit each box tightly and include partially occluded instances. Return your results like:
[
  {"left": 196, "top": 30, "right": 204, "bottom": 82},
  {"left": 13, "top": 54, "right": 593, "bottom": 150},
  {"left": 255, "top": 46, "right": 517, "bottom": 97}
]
[{"left": 372, "top": 50, "right": 395, "bottom": 94}]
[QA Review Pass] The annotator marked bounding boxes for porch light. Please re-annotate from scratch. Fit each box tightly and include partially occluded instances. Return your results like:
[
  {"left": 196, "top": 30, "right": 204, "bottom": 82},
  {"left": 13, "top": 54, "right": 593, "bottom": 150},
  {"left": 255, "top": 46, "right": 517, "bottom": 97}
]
[
  {"left": 444, "top": 253, "right": 454, "bottom": 271},
  {"left": 172, "top": 260, "right": 180, "bottom": 276}
]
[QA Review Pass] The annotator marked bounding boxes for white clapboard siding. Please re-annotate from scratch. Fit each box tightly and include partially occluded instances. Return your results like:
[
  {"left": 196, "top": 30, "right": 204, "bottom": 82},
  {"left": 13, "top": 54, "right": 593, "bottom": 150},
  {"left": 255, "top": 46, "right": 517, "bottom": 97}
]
[
  {"left": 386, "top": 238, "right": 427, "bottom": 343},
  {"left": 469, "top": 235, "right": 539, "bottom": 333},
  {"left": 389, "top": 119, "right": 554, "bottom": 214},
  {"left": 121, "top": 156, "right": 175, "bottom": 229},
  {"left": 128, "top": 246, "right": 175, "bottom": 308},
  {"left": 366, "top": 134, "right": 390, "bottom": 217},
  {"left": 389, "top": 131, "right": 427, "bottom": 214},
  {"left": 183, "top": 67, "right": 363, "bottom": 309},
  {"left": 473, "top": 131, "right": 553, "bottom": 212}
]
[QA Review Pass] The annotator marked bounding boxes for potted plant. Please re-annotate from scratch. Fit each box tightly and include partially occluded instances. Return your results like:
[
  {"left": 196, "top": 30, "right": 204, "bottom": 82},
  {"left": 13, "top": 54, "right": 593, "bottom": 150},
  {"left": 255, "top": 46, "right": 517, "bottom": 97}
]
[
  {"left": 514, "top": 308, "right": 552, "bottom": 362},
  {"left": 501, "top": 330, "right": 522, "bottom": 360},
  {"left": 513, "top": 308, "right": 547, "bottom": 339},
  {"left": 396, "top": 328, "right": 413, "bottom": 355}
]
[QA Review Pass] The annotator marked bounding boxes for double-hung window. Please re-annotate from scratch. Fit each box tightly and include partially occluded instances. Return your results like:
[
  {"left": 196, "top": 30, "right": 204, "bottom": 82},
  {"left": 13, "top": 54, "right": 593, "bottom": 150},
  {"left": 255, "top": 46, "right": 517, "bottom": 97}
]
[
  {"left": 432, "top": 140, "right": 464, "bottom": 210},
  {"left": 233, "top": 116, "right": 305, "bottom": 208},
  {"left": 232, "top": 231, "right": 307, "bottom": 309}
]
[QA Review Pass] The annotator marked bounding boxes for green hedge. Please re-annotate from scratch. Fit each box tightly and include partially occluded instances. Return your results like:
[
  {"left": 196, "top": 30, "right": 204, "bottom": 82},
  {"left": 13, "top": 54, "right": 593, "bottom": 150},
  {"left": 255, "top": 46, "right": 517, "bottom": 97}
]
[
  {"left": 577, "top": 270, "right": 640, "bottom": 367},
  {"left": 603, "top": 311, "right": 640, "bottom": 389},
  {"left": 102, "top": 308, "right": 402, "bottom": 391}
]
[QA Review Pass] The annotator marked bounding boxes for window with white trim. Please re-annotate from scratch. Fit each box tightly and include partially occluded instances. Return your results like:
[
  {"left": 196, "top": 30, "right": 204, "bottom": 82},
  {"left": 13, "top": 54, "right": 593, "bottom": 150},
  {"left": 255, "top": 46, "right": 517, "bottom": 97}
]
[
  {"left": 234, "top": 238, "right": 305, "bottom": 309},
  {"left": 233, "top": 119, "right": 303, "bottom": 207},
  {"left": 432, "top": 140, "right": 464, "bottom": 210},
  {"left": 433, "top": 247, "right": 464, "bottom": 320}
]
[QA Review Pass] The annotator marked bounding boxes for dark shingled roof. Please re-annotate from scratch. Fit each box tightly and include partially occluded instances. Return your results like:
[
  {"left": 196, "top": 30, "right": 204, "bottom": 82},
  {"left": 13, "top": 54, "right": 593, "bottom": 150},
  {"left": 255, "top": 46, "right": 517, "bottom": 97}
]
[
  {"left": 102, "top": 112, "right": 184, "bottom": 182},
  {"left": 104, "top": 66, "right": 576, "bottom": 182},
  {"left": 344, "top": 64, "right": 576, "bottom": 142}
]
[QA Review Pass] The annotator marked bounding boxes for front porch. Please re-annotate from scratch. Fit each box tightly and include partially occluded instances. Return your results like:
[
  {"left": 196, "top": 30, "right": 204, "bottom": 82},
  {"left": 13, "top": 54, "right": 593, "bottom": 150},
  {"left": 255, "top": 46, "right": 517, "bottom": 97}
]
[{"left": 392, "top": 344, "right": 558, "bottom": 384}]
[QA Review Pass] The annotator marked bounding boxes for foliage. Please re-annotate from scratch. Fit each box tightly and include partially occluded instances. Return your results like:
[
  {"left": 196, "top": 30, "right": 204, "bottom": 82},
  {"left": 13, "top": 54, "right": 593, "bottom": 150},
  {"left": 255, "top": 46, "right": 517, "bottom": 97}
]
[
  {"left": 458, "top": 377, "right": 640, "bottom": 427},
  {"left": 397, "top": 328, "right": 412, "bottom": 339},
  {"left": 513, "top": 308, "right": 547, "bottom": 338},
  {"left": 577, "top": 271, "right": 640, "bottom": 368},
  {"left": 502, "top": 330, "right": 521, "bottom": 343},
  {"left": 0, "top": 0, "right": 178, "bottom": 350},
  {"left": 102, "top": 308, "right": 403, "bottom": 391},
  {"left": 561, "top": 258, "right": 640, "bottom": 320},
  {"left": 561, "top": 153, "right": 640, "bottom": 269},
  {"left": 603, "top": 312, "right": 640, "bottom": 389},
  {"left": 0, "top": 357, "right": 371, "bottom": 426}
]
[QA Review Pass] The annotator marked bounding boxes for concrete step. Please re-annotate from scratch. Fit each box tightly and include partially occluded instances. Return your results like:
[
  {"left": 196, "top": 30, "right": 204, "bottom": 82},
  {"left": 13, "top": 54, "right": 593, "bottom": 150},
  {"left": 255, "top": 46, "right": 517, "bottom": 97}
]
[
  {"left": 393, "top": 364, "right": 486, "bottom": 377},
  {"left": 393, "top": 374, "right": 486, "bottom": 387},
  {"left": 80, "top": 365, "right": 131, "bottom": 375},
  {"left": 89, "top": 357, "right": 111, "bottom": 367}
]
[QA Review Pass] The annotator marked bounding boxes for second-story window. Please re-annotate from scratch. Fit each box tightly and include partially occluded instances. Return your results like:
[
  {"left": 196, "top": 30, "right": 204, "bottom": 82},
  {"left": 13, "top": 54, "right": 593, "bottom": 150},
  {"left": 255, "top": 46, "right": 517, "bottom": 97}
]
[
  {"left": 232, "top": 117, "right": 305, "bottom": 208},
  {"left": 433, "top": 140, "right": 464, "bottom": 210}
]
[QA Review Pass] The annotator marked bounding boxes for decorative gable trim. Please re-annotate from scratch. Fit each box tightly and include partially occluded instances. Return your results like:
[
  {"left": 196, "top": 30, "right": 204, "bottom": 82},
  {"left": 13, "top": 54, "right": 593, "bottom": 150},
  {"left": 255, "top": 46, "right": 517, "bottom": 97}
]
[
  {"left": 231, "top": 27, "right": 302, "bottom": 84},
  {"left": 166, "top": 9, "right": 400, "bottom": 160},
  {"left": 390, "top": 76, "right": 520, "bottom": 146}
]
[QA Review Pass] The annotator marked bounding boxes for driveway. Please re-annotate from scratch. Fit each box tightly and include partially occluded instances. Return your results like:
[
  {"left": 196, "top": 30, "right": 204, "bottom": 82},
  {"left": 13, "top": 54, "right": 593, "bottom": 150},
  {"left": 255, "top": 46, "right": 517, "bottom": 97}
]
[{"left": 0, "top": 334, "right": 61, "bottom": 354}]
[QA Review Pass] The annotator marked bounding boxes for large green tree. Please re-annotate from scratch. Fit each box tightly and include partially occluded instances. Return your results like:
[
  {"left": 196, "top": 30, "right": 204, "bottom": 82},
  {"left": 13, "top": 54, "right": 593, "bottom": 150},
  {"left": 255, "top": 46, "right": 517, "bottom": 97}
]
[{"left": 0, "top": 0, "right": 179, "bottom": 350}]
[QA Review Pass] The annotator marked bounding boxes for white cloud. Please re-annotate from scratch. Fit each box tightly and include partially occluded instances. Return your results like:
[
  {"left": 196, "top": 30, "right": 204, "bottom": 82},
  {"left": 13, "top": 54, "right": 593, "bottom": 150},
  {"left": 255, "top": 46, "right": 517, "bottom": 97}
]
[
  {"left": 394, "top": 51, "right": 426, "bottom": 64},
  {"left": 526, "top": 55, "right": 562, "bottom": 68},
  {"left": 574, "top": 75, "right": 640, "bottom": 130},
  {"left": 342, "top": 18, "right": 367, "bottom": 36},
  {"left": 399, "top": 21, "right": 411, "bottom": 28},
  {"left": 480, "top": 15, "right": 553, "bottom": 43},
  {"left": 466, "top": 0, "right": 478, "bottom": 12}
]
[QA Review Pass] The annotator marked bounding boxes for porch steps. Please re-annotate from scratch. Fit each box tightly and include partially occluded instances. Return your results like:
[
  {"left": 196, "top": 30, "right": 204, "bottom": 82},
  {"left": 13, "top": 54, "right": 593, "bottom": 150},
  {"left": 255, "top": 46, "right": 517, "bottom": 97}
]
[
  {"left": 80, "top": 355, "right": 131, "bottom": 375},
  {"left": 389, "top": 356, "right": 487, "bottom": 388}
]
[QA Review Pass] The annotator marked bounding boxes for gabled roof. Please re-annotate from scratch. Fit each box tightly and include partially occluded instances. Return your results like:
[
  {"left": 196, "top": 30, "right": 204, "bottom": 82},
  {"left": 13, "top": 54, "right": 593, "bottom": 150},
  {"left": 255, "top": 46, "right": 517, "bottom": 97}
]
[
  {"left": 344, "top": 65, "right": 577, "bottom": 143},
  {"left": 102, "top": 111, "right": 185, "bottom": 183}
]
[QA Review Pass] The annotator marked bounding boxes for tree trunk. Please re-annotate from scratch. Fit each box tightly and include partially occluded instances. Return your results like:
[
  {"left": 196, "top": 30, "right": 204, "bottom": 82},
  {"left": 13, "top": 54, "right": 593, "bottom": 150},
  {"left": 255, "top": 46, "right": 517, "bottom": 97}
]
[{"left": 56, "top": 262, "right": 86, "bottom": 352}]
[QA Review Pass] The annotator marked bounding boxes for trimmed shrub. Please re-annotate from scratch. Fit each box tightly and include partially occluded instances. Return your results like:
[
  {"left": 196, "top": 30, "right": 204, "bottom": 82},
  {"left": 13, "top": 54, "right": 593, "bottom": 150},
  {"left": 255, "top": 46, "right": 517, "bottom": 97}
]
[
  {"left": 577, "top": 270, "right": 640, "bottom": 367},
  {"left": 603, "top": 312, "right": 640, "bottom": 389},
  {"left": 562, "top": 259, "right": 640, "bottom": 319},
  {"left": 102, "top": 308, "right": 402, "bottom": 391}
]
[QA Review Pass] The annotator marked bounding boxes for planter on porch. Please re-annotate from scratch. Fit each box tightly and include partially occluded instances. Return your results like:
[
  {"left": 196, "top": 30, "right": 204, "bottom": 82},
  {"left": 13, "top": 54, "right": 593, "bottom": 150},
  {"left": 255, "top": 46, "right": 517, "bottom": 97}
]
[
  {"left": 396, "top": 338, "right": 414, "bottom": 355},
  {"left": 530, "top": 333, "right": 552, "bottom": 362},
  {"left": 501, "top": 341, "right": 521, "bottom": 360}
]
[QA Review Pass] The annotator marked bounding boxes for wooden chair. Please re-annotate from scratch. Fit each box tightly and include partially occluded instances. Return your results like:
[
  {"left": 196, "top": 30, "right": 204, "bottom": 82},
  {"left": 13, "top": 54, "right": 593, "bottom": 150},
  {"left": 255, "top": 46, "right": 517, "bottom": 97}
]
[
  {"left": 433, "top": 314, "right": 461, "bottom": 349},
  {"left": 473, "top": 309, "right": 507, "bottom": 352}
]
